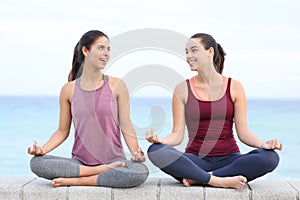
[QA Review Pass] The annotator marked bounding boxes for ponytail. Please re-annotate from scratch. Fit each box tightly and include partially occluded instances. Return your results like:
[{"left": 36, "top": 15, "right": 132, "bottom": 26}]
[
  {"left": 68, "top": 42, "right": 83, "bottom": 81},
  {"left": 214, "top": 43, "right": 226, "bottom": 74},
  {"left": 191, "top": 33, "right": 226, "bottom": 74},
  {"left": 68, "top": 30, "right": 109, "bottom": 82}
]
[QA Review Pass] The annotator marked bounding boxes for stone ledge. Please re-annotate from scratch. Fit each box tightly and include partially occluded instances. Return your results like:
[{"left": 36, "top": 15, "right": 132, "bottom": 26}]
[{"left": 0, "top": 176, "right": 299, "bottom": 200}]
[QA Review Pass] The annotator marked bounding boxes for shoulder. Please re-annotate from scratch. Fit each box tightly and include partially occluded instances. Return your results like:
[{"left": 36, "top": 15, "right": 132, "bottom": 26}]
[
  {"left": 174, "top": 80, "right": 188, "bottom": 93},
  {"left": 229, "top": 78, "right": 246, "bottom": 103},
  {"left": 174, "top": 80, "right": 189, "bottom": 104},
  {"left": 230, "top": 78, "right": 244, "bottom": 92},
  {"left": 60, "top": 81, "right": 75, "bottom": 102},
  {"left": 108, "top": 76, "right": 126, "bottom": 87},
  {"left": 107, "top": 76, "right": 128, "bottom": 97}
]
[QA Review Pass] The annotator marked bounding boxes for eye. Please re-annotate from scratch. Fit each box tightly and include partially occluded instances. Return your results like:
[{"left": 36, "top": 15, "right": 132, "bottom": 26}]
[
  {"left": 98, "top": 45, "right": 104, "bottom": 50},
  {"left": 192, "top": 49, "right": 197, "bottom": 53}
]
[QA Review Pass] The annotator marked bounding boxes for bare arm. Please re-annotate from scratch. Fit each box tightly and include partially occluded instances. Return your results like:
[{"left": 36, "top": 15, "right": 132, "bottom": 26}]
[
  {"left": 28, "top": 82, "right": 73, "bottom": 155},
  {"left": 111, "top": 77, "right": 145, "bottom": 162},
  {"left": 146, "top": 81, "right": 187, "bottom": 146},
  {"left": 231, "top": 79, "right": 282, "bottom": 150}
]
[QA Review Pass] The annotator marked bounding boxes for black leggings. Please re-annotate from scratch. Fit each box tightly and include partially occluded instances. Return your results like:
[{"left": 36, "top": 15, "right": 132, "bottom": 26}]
[{"left": 147, "top": 144, "right": 279, "bottom": 184}]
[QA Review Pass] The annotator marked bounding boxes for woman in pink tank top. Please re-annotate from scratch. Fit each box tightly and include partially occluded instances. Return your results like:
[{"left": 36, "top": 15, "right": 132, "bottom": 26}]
[
  {"left": 147, "top": 33, "right": 282, "bottom": 191},
  {"left": 27, "top": 30, "right": 148, "bottom": 188}
]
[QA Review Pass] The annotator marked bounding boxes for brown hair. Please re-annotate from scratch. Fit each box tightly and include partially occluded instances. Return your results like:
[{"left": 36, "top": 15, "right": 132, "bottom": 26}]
[
  {"left": 191, "top": 33, "right": 226, "bottom": 74},
  {"left": 68, "top": 30, "right": 109, "bottom": 81}
]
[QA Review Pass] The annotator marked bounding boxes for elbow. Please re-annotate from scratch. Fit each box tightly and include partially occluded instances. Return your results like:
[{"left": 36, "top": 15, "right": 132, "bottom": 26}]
[
  {"left": 171, "top": 135, "right": 184, "bottom": 146},
  {"left": 173, "top": 141, "right": 182, "bottom": 146},
  {"left": 57, "top": 129, "right": 70, "bottom": 140}
]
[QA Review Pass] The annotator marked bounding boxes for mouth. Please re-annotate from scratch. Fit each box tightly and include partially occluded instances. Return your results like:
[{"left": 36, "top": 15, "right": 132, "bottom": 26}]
[
  {"left": 99, "top": 58, "right": 108, "bottom": 64},
  {"left": 187, "top": 60, "right": 196, "bottom": 65}
]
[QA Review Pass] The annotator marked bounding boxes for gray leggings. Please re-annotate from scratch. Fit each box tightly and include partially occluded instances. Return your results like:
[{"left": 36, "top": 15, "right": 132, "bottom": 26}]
[{"left": 30, "top": 155, "right": 149, "bottom": 188}]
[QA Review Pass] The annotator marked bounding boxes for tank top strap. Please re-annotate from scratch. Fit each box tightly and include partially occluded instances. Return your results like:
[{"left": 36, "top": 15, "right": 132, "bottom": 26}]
[
  {"left": 185, "top": 79, "right": 193, "bottom": 96},
  {"left": 226, "top": 77, "right": 232, "bottom": 96},
  {"left": 103, "top": 74, "right": 108, "bottom": 83},
  {"left": 75, "top": 78, "right": 80, "bottom": 85}
]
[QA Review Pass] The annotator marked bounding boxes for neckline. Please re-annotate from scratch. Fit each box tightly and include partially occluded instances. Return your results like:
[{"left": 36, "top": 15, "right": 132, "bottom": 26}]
[
  {"left": 76, "top": 74, "right": 108, "bottom": 92},
  {"left": 189, "top": 76, "right": 229, "bottom": 102}
]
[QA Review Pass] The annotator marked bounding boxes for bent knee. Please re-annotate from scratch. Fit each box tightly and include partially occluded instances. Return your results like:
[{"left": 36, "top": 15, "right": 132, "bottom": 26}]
[
  {"left": 268, "top": 150, "right": 280, "bottom": 169},
  {"left": 147, "top": 143, "right": 167, "bottom": 154},
  {"left": 129, "top": 162, "right": 149, "bottom": 176},
  {"left": 261, "top": 149, "right": 280, "bottom": 171},
  {"left": 30, "top": 156, "right": 46, "bottom": 177},
  {"left": 133, "top": 169, "right": 149, "bottom": 187}
]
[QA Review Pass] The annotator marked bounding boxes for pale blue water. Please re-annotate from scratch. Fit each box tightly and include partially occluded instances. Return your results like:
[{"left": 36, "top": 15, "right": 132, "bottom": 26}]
[{"left": 0, "top": 96, "right": 299, "bottom": 180}]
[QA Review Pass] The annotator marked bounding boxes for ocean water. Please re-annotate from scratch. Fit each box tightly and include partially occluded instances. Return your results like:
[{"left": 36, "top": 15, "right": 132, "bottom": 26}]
[{"left": 0, "top": 96, "right": 299, "bottom": 181}]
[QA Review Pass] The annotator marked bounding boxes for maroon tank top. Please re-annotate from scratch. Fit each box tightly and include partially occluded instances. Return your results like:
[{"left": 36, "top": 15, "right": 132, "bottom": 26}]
[{"left": 185, "top": 78, "right": 240, "bottom": 156}]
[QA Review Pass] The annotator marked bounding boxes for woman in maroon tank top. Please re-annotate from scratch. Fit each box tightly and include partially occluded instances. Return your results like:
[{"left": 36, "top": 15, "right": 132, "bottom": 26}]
[{"left": 147, "top": 33, "right": 282, "bottom": 191}]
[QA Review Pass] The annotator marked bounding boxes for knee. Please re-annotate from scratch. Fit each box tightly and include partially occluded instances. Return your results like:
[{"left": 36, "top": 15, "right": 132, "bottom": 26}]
[
  {"left": 268, "top": 150, "right": 280, "bottom": 170},
  {"left": 98, "top": 162, "right": 150, "bottom": 188},
  {"left": 147, "top": 143, "right": 166, "bottom": 153},
  {"left": 30, "top": 156, "right": 45, "bottom": 177},
  {"left": 147, "top": 143, "right": 167, "bottom": 162},
  {"left": 128, "top": 161, "right": 149, "bottom": 178},
  {"left": 134, "top": 163, "right": 149, "bottom": 186},
  {"left": 123, "top": 162, "right": 149, "bottom": 187},
  {"left": 261, "top": 149, "right": 280, "bottom": 171}
]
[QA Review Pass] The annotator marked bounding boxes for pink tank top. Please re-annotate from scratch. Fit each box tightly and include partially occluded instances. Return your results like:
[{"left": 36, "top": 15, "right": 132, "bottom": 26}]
[
  {"left": 71, "top": 75, "right": 125, "bottom": 165},
  {"left": 185, "top": 78, "right": 240, "bottom": 156}
]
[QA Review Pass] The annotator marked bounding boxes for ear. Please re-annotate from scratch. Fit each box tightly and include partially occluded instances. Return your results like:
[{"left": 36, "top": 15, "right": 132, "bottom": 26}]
[
  {"left": 82, "top": 46, "right": 89, "bottom": 57},
  {"left": 208, "top": 47, "right": 214, "bottom": 58}
]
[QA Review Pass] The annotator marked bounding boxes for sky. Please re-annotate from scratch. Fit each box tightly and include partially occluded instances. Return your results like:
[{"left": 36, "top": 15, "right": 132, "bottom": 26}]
[{"left": 0, "top": 0, "right": 299, "bottom": 99}]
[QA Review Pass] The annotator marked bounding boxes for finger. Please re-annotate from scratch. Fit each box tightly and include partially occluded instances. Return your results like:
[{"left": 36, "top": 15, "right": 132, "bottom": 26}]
[
  {"left": 138, "top": 157, "right": 145, "bottom": 162},
  {"left": 138, "top": 147, "right": 144, "bottom": 156},
  {"left": 151, "top": 128, "right": 155, "bottom": 136},
  {"left": 268, "top": 140, "right": 274, "bottom": 149},
  {"left": 27, "top": 147, "right": 32, "bottom": 154},
  {"left": 146, "top": 131, "right": 153, "bottom": 141},
  {"left": 133, "top": 151, "right": 138, "bottom": 161},
  {"left": 40, "top": 147, "right": 44, "bottom": 154},
  {"left": 273, "top": 139, "right": 277, "bottom": 149},
  {"left": 33, "top": 141, "right": 38, "bottom": 152},
  {"left": 154, "top": 135, "right": 160, "bottom": 143},
  {"left": 131, "top": 155, "right": 136, "bottom": 161},
  {"left": 276, "top": 143, "right": 283, "bottom": 151},
  {"left": 37, "top": 147, "right": 41, "bottom": 155},
  {"left": 274, "top": 139, "right": 278, "bottom": 149}
]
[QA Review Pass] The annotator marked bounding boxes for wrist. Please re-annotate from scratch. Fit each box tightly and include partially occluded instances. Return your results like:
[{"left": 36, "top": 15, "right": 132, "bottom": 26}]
[
  {"left": 159, "top": 138, "right": 165, "bottom": 144},
  {"left": 41, "top": 146, "right": 47, "bottom": 155}
]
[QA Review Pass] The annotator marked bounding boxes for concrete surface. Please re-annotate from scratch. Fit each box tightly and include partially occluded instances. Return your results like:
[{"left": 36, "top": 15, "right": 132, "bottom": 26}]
[{"left": 1, "top": 176, "right": 299, "bottom": 200}]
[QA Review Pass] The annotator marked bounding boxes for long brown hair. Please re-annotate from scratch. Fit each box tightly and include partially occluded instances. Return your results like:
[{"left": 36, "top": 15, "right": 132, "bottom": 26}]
[
  {"left": 191, "top": 33, "right": 226, "bottom": 74},
  {"left": 68, "top": 30, "right": 109, "bottom": 81}
]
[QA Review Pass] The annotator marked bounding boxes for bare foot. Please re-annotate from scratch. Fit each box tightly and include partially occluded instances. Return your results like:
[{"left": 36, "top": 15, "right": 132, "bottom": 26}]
[
  {"left": 52, "top": 175, "right": 98, "bottom": 187},
  {"left": 183, "top": 178, "right": 200, "bottom": 187},
  {"left": 53, "top": 161, "right": 126, "bottom": 187},
  {"left": 221, "top": 176, "right": 247, "bottom": 191},
  {"left": 103, "top": 161, "right": 125, "bottom": 171},
  {"left": 209, "top": 175, "right": 247, "bottom": 191},
  {"left": 80, "top": 161, "right": 125, "bottom": 177}
]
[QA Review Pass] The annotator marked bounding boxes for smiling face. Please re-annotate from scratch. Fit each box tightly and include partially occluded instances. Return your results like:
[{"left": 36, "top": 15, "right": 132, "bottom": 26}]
[
  {"left": 82, "top": 36, "right": 110, "bottom": 70},
  {"left": 185, "top": 38, "right": 214, "bottom": 71}
]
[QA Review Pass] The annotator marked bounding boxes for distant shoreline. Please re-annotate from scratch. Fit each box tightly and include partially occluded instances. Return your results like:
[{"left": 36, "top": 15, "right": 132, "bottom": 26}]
[{"left": 0, "top": 95, "right": 300, "bottom": 101}]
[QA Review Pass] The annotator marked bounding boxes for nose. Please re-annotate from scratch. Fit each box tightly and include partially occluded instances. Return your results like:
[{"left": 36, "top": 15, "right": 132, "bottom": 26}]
[
  {"left": 186, "top": 51, "right": 192, "bottom": 61},
  {"left": 103, "top": 48, "right": 110, "bottom": 56}
]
